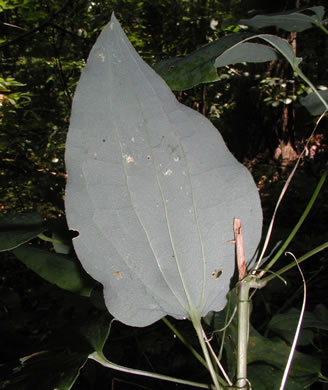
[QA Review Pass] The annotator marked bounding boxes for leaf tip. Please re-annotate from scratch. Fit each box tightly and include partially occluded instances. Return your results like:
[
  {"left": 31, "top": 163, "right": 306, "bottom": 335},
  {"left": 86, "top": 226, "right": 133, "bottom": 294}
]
[{"left": 110, "top": 11, "right": 118, "bottom": 29}]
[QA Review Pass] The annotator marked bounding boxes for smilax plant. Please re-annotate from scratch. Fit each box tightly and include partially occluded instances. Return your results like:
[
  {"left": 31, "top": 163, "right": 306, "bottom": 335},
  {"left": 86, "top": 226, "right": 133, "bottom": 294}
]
[
  {"left": 1, "top": 6, "right": 328, "bottom": 390},
  {"left": 65, "top": 10, "right": 328, "bottom": 390},
  {"left": 65, "top": 13, "right": 263, "bottom": 390}
]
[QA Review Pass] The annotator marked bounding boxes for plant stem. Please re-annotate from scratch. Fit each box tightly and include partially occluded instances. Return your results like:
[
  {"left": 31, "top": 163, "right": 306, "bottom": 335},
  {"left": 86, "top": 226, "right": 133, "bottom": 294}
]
[
  {"left": 218, "top": 295, "right": 234, "bottom": 361},
  {"left": 37, "top": 232, "right": 66, "bottom": 245},
  {"left": 90, "top": 351, "right": 208, "bottom": 389},
  {"left": 261, "top": 241, "right": 328, "bottom": 285},
  {"left": 318, "top": 23, "right": 328, "bottom": 35},
  {"left": 235, "top": 278, "right": 251, "bottom": 389},
  {"left": 162, "top": 317, "right": 207, "bottom": 368},
  {"left": 260, "top": 168, "right": 328, "bottom": 275},
  {"left": 190, "top": 314, "right": 223, "bottom": 390},
  {"left": 295, "top": 68, "right": 328, "bottom": 112}
]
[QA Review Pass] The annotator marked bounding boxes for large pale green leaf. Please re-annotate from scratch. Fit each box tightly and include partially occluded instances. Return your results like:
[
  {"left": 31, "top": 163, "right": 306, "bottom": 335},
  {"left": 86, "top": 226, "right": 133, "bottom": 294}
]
[{"left": 65, "top": 14, "right": 262, "bottom": 327}]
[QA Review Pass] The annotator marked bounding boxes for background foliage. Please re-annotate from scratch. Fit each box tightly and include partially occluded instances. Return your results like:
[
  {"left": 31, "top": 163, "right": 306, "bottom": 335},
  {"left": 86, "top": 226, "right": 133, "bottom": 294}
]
[{"left": 0, "top": 0, "right": 327, "bottom": 389}]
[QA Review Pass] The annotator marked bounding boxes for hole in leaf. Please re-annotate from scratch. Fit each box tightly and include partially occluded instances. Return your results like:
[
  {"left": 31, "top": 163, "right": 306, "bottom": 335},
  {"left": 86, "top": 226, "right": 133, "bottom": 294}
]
[
  {"left": 211, "top": 269, "right": 223, "bottom": 280},
  {"left": 69, "top": 229, "right": 80, "bottom": 238}
]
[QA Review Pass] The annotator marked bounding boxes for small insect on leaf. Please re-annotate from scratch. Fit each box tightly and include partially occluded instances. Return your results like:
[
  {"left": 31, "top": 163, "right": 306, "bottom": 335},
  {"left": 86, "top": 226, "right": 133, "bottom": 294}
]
[{"left": 211, "top": 269, "right": 223, "bottom": 280}]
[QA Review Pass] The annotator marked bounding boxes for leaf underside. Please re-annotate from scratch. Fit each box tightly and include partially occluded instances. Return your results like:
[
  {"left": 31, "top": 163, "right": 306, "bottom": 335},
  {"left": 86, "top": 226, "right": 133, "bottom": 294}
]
[{"left": 65, "top": 14, "right": 262, "bottom": 327}]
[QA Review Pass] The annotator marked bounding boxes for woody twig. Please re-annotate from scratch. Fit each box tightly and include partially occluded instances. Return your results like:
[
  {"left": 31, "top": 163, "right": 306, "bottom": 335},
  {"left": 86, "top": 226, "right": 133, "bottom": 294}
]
[{"left": 234, "top": 218, "right": 247, "bottom": 280}]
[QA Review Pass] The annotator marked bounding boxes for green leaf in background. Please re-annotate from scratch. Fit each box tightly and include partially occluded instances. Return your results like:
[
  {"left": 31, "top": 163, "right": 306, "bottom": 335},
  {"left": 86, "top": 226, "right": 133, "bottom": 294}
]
[
  {"left": 0, "top": 212, "right": 44, "bottom": 251},
  {"left": 257, "top": 34, "right": 303, "bottom": 69},
  {"left": 214, "top": 42, "right": 277, "bottom": 67},
  {"left": 215, "top": 34, "right": 302, "bottom": 71},
  {"left": 12, "top": 245, "right": 96, "bottom": 296},
  {"left": 300, "top": 90, "right": 328, "bottom": 116},
  {"left": 0, "top": 349, "right": 88, "bottom": 390},
  {"left": 248, "top": 326, "right": 321, "bottom": 380},
  {"left": 52, "top": 230, "right": 72, "bottom": 254},
  {"left": 268, "top": 306, "right": 328, "bottom": 345},
  {"left": 248, "top": 363, "right": 318, "bottom": 390},
  {"left": 215, "top": 33, "right": 328, "bottom": 116},
  {"left": 156, "top": 32, "right": 301, "bottom": 91},
  {"left": 0, "top": 0, "right": 15, "bottom": 11},
  {"left": 65, "top": 14, "right": 262, "bottom": 327},
  {"left": 239, "top": 7, "right": 325, "bottom": 32},
  {"left": 46, "top": 216, "right": 74, "bottom": 254},
  {"left": 79, "top": 312, "right": 112, "bottom": 354},
  {"left": 313, "top": 304, "right": 328, "bottom": 327},
  {"left": 205, "top": 291, "right": 321, "bottom": 387},
  {"left": 268, "top": 309, "right": 314, "bottom": 346},
  {"left": 0, "top": 312, "right": 111, "bottom": 390},
  {"left": 154, "top": 32, "right": 251, "bottom": 91}
]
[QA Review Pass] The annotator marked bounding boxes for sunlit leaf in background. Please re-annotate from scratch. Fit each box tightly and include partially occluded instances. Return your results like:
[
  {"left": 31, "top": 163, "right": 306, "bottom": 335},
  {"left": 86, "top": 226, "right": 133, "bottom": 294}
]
[{"left": 65, "top": 14, "right": 262, "bottom": 327}]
